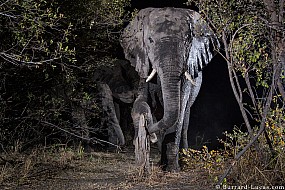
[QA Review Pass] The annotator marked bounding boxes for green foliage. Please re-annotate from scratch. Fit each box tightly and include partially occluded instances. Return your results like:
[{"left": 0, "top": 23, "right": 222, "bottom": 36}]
[
  {"left": 187, "top": 0, "right": 273, "bottom": 87},
  {"left": 220, "top": 127, "right": 249, "bottom": 156},
  {"left": 266, "top": 97, "right": 285, "bottom": 148},
  {"left": 59, "top": 0, "right": 131, "bottom": 69},
  {"left": 1, "top": 0, "right": 75, "bottom": 65},
  {"left": 0, "top": 0, "right": 131, "bottom": 151}
]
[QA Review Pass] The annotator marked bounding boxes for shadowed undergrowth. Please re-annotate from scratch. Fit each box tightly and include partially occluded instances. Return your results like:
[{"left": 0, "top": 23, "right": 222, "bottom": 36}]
[{"left": 0, "top": 145, "right": 213, "bottom": 190}]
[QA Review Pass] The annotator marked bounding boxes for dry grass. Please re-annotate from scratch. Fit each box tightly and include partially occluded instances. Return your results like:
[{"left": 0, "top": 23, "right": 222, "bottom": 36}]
[
  {"left": 180, "top": 126, "right": 285, "bottom": 186},
  {"left": 0, "top": 147, "right": 72, "bottom": 189},
  {"left": 0, "top": 146, "right": 214, "bottom": 190},
  {"left": 3, "top": 141, "right": 283, "bottom": 189},
  {"left": 229, "top": 148, "right": 285, "bottom": 185}
]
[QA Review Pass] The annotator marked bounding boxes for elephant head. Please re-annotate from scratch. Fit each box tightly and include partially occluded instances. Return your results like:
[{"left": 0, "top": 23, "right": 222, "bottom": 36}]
[{"left": 121, "top": 7, "right": 219, "bottom": 171}]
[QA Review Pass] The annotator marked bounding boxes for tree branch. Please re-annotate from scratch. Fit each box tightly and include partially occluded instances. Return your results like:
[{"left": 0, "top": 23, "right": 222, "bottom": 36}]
[
  {"left": 0, "top": 12, "right": 16, "bottom": 18},
  {"left": 222, "top": 30, "right": 253, "bottom": 135},
  {"left": 217, "top": 61, "right": 277, "bottom": 185},
  {"left": 40, "top": 121, "right": 121, "bottom": 150},
  {"left": 0, "top": 52, "right": 61, "bottom": 66},
  {"left": 0, "top": 0, "right": 11, "bottom": 7}
]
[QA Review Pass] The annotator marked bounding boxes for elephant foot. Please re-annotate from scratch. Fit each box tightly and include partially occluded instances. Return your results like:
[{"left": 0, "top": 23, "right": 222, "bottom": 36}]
[
  {"left": 160, "top": 137, "right": 180, "bottom": 172},
  {"left": 165, "top": 142, "right": 180, "bottom": 172}
]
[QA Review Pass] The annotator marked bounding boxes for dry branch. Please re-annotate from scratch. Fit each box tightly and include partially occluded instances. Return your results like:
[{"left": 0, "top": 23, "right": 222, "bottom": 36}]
[
  {"left": 134, "top": 114, "right": 150, "bottom": 175},
  {"left": 217, "top": 61, "right": 278, "bottom": 185}
]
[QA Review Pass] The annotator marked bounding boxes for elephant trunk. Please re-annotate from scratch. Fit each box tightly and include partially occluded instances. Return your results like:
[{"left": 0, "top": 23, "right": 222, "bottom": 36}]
[
  {"left": 147, "top": 72, "right": 181, "bottom": 135},
  {"left": 147, "top": 40, "right": 183, "bottom": 133}
]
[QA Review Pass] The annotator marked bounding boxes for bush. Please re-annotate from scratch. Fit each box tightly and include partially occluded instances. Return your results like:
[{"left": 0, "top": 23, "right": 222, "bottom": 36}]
[
  {"left": 181, "top": 121, "right": 285, "bottom": 185},
  {"left": 0, "top": 0, "right": 131, "bottom": 152}
]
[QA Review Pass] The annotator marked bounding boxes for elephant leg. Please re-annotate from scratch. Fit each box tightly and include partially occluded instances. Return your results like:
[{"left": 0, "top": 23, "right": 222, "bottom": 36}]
[
  {"left": 181, "top": 100, "right": 191, "bottom": 149},
  {"left": 182, "top": 72, "right": 202, "bottom": 149},
  {"left": 163, "top": 80, "right": 192, "bottom": 171},
  {"left": 163, "top": 74, "right": 202, "bottom": 171},
  {"left": 100, "top": 83, "right": 125, "bottom": 146},
  {"left": 160, "top": 131, "right": 176, "bottom": 171},
  {"left": 159, "top": 99, "right": 188, "bottom": 171},
  {"left": 114, "top": 102, "right": 121, "bottom": 123}
]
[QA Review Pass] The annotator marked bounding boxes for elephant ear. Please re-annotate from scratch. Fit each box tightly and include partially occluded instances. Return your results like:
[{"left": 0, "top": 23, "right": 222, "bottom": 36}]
[
  {"left": 186, "top": 11, "right": 220, "bottom": 78},
  {"left": 120, "top": 8, "right": 154, "bottom": 78}
]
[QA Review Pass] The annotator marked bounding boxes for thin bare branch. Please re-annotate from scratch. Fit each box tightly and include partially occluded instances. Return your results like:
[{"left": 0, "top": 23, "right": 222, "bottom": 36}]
[
  {"left": 244, "top": 73, "right": 258, "bottom": 110},
  {"left": 0, "top": 12, "right": 16, "bottom": 18},
  {"left": 222, "top": 30, "right": 253, "bottom": 135},
  {"left": 217, "top": 60, "right": 278, "bottom": 185},
  {"left": 279, "top": 0, "right": 284, "bottom": 23},
  {"left": 229, "top": 24, "right": 254, "bottom": 51},
  {"left": 0, "top": 52, "right": 61, "bottom": 65},
  {"left": 40, "top": 121, "right": 121, "bottom": 149}
]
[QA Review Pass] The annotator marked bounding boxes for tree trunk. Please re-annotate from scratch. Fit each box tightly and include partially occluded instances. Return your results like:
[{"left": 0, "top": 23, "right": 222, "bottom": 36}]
[{"left": 134, "top": 114, "right": 150, "bottom": 175}]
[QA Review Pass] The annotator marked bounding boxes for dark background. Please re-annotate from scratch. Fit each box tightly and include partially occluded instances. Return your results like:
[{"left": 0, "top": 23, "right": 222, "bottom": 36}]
[{"left": 131, "top": 0, "right": 190, "bottom": 9}]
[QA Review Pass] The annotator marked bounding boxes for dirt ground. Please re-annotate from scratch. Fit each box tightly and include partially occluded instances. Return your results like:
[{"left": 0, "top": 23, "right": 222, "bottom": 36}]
[{"left": 0, "top": 148, "right": 214, "bottom": 190}]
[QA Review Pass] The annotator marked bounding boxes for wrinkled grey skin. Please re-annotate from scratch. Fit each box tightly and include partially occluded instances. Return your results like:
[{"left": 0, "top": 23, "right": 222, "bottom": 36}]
[
  {"left": 121, "top": 7, "right": 219, "bottom": 171},
  {"left": 98, "top": 83, "right": 126, "bottom": 146},
  {"left": 94, "top": 60, "right": 138, "bottom": 146}
]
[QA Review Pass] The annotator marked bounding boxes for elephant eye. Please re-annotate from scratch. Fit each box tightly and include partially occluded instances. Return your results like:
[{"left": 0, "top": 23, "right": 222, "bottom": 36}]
[{"left": 148, "top": 37, "right": 154, "bottom": 43}]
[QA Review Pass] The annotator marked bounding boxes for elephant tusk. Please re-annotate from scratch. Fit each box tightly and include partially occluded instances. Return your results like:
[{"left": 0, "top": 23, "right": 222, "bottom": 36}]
[
  {"left": 150, "top": 133, "right": 158, "bottom": 143},
  {"left": 185, "top": 72, "right": 196, "bottom": 86},
  {"left": 146, "top": 69, "right": 157, "bottom": 82}
]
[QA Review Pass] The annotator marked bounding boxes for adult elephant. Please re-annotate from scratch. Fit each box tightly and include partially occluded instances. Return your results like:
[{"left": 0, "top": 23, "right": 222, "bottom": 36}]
[
  {"left": 94, "top": 59, "right": 138, "bottom": 147},
  {"left": 121, "top": 7, "right": 219, "bottom": 171}
]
